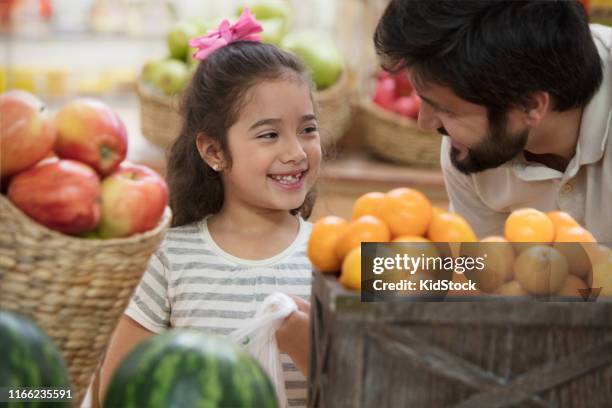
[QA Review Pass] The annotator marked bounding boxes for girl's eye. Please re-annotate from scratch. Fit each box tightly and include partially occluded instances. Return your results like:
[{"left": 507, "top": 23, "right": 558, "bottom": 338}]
[
  {"left": 258, "top": 132, "right": 278, "bottom": 139},
  {"left": 302, "top": 126, "right": 318, "bottom": 134}
]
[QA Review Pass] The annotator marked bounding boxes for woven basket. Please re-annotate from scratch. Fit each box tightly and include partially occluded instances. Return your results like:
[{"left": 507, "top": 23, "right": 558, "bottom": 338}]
[
  {"left": 315, "top": 70, "right": 352, "bottom": 147},
  {"left": 136, "top": 70, "right": 352, "bottom": 149},
  {"left": 0, "top": 195, "right": 171, "bottom": 406},
  {"left": 136, "top": 81, "right": 183, "bottom": 150},
  {"left": 359, "top": 99, "right": 442, "bottom": 168}
]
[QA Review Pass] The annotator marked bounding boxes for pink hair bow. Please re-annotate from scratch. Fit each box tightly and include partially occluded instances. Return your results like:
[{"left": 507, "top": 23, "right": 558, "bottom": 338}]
[{"left": 189, "top": 8, "right": 263, "bottom": 61}]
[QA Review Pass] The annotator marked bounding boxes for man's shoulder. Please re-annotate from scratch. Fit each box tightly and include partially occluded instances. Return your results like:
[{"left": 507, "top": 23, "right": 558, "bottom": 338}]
[{"left": 590, "top": 23, "right": 612, "bottom": 55}]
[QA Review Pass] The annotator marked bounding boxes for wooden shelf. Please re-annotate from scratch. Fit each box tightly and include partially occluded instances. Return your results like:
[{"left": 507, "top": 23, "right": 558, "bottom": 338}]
[{"left": 312, "top": 150, "right": 449, "bottom": 221}]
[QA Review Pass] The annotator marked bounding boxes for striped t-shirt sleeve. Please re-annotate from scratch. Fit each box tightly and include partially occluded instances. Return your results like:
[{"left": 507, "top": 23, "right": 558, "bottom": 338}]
[{"left": 125, "top": 251, "right": 171, "bottom": 333}]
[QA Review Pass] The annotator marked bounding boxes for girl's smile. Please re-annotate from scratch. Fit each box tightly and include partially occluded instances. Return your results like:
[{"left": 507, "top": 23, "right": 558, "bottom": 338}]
[{"left": 267, "top": 168, "right": 309, "bottom": 191}]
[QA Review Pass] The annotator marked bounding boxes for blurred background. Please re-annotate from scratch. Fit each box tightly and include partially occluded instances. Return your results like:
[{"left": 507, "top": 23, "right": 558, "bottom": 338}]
[{"left": 1, "top": 0, "right": 611, "bottom": 219}]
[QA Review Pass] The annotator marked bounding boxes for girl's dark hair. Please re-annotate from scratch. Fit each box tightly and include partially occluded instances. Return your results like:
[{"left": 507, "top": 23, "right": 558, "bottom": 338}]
[
  {"left": 374, "top": 0, "right": 603, "bottom": 112},
  {"left": 167, "top": 41, "right": 317, "bottom": 227}
]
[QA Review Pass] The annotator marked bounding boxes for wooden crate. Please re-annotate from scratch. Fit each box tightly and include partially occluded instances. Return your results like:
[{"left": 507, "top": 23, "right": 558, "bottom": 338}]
[{"left": 308, "top": 271, "right": 612, "bottom": 407}]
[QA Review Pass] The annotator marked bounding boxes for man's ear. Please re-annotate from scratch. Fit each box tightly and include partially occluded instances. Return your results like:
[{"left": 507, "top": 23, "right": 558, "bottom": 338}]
[
  {"left": 196, "top": 133, "right": 225, "bottom": 170},
  {"left": 523, "top": 91, "right": 551, "bottom": 126}
]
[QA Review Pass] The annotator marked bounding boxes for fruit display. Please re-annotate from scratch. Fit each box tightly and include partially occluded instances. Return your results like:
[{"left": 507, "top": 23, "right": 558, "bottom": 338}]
[
  {"left": 8, "top": 159, "right": 102, "bottom": 235},
  {"left": 104, "top": 330, "right": 278, "bottom": 408},
  {"left": 0, "top": 90, "right": 168, "bottom": 238},
  {"left": 0, "top": 311, "right": 71, "bottom": 407},
  {"left": 54, "top": 98, "right": 128, "bottom": 176},
  {"left": 141, "top": 0, "right": 345, "bottom": 96},
  {"left": 372, "top": 70, "right": 421, "bottom": 120},
  {"left": 0, "top": 90, "right": 56, "bottom": 177},
  {"left": 281, "top": 30, "right": 344, "bottom": 90},
  {"left": 237, "top": 0, "right": 291, "bottom": 46},
  {"left": 307, "top": 188, "right": 611, "bottom": 299},
  {"left": 97, "top": 162, "right": 169, "bottom": 239}
]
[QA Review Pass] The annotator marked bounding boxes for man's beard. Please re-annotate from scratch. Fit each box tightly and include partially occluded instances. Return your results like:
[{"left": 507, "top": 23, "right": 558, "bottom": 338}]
[{"left": 440, "top": 115, "right": 529, "bottom": 175}]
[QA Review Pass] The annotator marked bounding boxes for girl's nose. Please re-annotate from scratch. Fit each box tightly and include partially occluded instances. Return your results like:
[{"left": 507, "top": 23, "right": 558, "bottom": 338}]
[
  {"left": 417, "top": 103, "right": 442, "bottom": 132},
  {"left": 281, "top": 135, "right": 307, "bottom": 163}
]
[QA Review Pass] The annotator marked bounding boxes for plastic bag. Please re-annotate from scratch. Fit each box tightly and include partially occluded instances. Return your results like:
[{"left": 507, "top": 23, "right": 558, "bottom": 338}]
[{"left": 229, "top": 292, "right": 298, "bottom": 408}]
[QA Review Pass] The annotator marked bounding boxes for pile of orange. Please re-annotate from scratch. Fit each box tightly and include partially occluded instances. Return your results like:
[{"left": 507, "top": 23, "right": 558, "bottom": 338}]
[
  {"left": 493, "top": 208, "right": 610, "bottom": 297},
  {"left": 308, "top": 189, "right": 611, "bottom": 296},
  {"left": 307, "top": 187, "right": 477, "bottom": 290}
]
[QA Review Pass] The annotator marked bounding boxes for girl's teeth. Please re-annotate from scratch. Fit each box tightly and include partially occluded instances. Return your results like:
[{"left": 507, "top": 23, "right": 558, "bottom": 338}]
[{"left": 271, "top": 173, "right": 301, "bottom": 183}]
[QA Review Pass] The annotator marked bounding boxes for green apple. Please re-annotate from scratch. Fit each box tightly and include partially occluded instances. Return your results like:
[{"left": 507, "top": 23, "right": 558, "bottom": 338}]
[
  {"left": 151, "top": 59, "right": 189, "bottom": 96},
  {"left": 237, "top": 0, "right": 291, "bottom": 22},
  {"left": 167, "top": 21, "right": 200, "bottom": 61},
  {"left": 260, "top": 17, "right": 286, "bottom": 46},
  {"left": 281, "top": 31, "right": 344, "bottom": 90},
  {"left": 141, "top": 58, "right": 165, "bottom": 84}
]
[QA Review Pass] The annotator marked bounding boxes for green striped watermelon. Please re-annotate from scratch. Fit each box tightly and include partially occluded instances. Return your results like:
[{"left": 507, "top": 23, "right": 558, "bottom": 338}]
[
  {"left": 0, "top": 310, "right": 71, "bottom": 408},
  {"left": 103, "top": 330, "right": 278, "bottom": 408}
]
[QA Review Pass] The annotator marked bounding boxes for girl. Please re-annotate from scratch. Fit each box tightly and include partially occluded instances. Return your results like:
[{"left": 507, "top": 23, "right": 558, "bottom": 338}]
[{"left": 99, "top": 10, "right": 320, "bottom": 408}]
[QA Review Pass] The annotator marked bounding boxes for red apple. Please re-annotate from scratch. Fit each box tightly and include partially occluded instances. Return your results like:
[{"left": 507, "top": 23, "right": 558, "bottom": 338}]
[
  {"left": 98, "top": 162, "right": 168, "bottom": 238},
  {"left": 8, "top": 159, "right": 101, "bottom": 235},
  {"left": 393, "top": 94, "right": 420, "bottom": 119},
  {"left": 0, "top": 90, "right": 56, "bottom": 178},
  {"left": 54, "top": 98, "right": 128, "bottom": 176},
  {"left": 373, "top": 77, "right": 396, "bottom": 111}
]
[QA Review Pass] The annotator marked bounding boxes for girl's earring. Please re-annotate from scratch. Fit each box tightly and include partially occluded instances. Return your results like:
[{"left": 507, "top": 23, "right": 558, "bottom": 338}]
[{"left": 212, "top": 164, "right": 220, "bottom": 171}]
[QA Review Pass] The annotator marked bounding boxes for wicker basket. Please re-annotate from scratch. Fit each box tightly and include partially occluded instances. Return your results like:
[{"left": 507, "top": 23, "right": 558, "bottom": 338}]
[
  {"left": 359, "top": 99, "right": 442, "bottom": 168},
  {"left": 315, "top": 70, "right": 353, "bottom": 147},
  {"left": 0, "top": 195, "right": 171, "bottom": 406},
  {"left": 136, "top": 70, "right": 352, "bottom": 149},
  {"left": 136, "top": 81, "right": 183, "bottom": 150}
]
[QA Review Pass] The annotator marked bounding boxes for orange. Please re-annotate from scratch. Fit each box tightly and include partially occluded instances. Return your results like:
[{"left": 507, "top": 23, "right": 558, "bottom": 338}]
[
  {"left": 546, "top": 211, "right": 580, "bottom": 232},
  {"left": 461, "top": 237, "right": 514, "bottom": 292},
  {"left": 586, "top": 244, "right": 612, "bottom": 268},
  {"left": 557, "top": 275, "right": 587, "bottom": 297},
  {"left": 554, "top": 226, "right": 596, "bottom": 243},
  {"left": 392, "top": 235, "right": 431, "bottom": 242},
  {"left": 378, "top": 187, "right": 433, "bottom": 237},
  {"left": 504, "top": 208, "right": 555, "bottom": 243},
  {"left": 592, "top": 261, "right": 612, "bottom": 297},
  {"left": 340, "top": 246, "right": 362, "bottom": 290},
  {"left": 307, "top": 215, "right": 349, "bottom": 272},
  {"left": 447, "top": 272, "right": 482, "bottom": 297},
  {"left": 481, "top": 235, "right": 509, "bottom": 243},
  {"left": 513, "top": 246, "right": 569, "bottom": 295},
  {"left": 431, "top": 206, "right": 445, "bottom": 219},
  {"left": 427, "top": 211, "right": 477, "bottom": 242},
  {"left": 352, "top": 192, "right": 386, "bottom": 220},
  {"left": 334, "top": 215, "right": 391, "bottom": 261},
  {"left": 495, "top": 281, "right": 528, "bottom": 297}
]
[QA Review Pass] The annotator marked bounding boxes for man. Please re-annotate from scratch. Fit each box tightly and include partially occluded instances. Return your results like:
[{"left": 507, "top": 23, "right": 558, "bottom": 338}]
[{"left": 374, "top": 0, "right": 611, "bottom": 242}]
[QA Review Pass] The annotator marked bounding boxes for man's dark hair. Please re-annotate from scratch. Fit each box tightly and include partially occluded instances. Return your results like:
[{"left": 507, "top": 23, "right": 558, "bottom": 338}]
[{"left": 374, "top": 0, "right": 603, "bottom": 112}]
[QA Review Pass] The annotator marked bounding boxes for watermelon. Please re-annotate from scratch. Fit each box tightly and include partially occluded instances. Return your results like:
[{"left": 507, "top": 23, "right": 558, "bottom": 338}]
[
  {"left": 103, "top": 330, "right": 278, "bottom": 408},
  {"left": 0, "top": 310, "right": 71, "bottom": 408}
]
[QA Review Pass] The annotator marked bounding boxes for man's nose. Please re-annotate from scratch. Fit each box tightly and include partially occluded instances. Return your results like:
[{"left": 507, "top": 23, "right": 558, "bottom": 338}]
[{"left": 417, "top": 104, "right": 442, "bottom": 132}]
